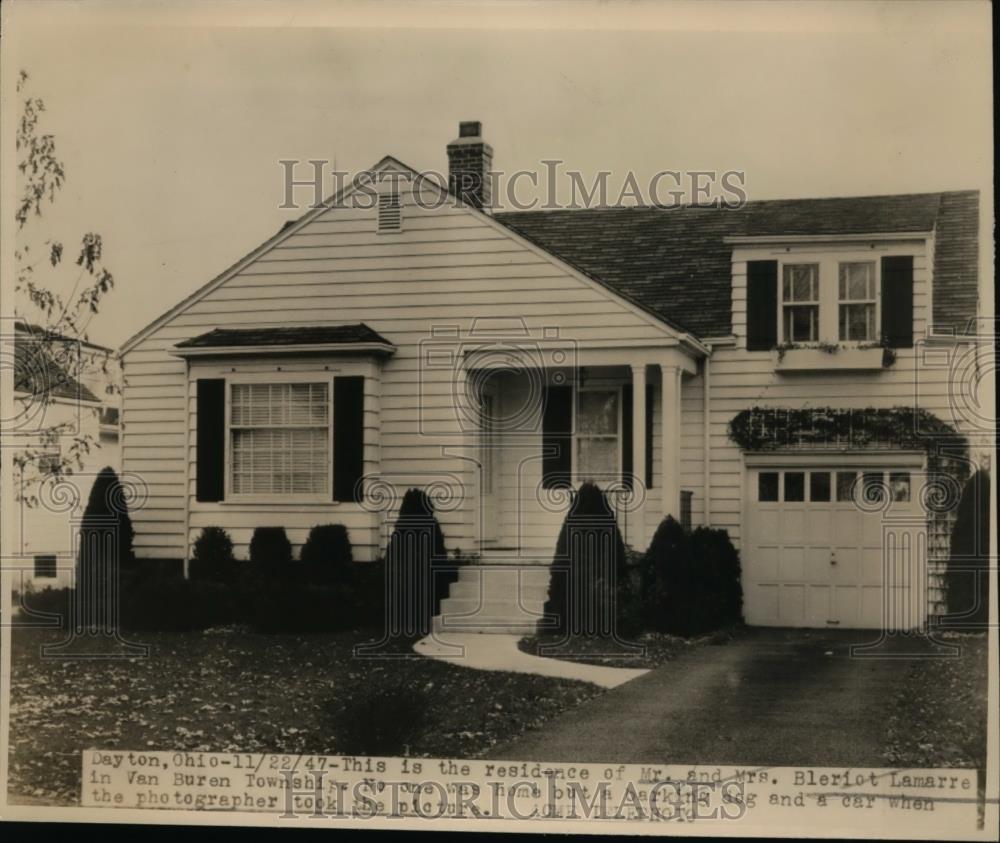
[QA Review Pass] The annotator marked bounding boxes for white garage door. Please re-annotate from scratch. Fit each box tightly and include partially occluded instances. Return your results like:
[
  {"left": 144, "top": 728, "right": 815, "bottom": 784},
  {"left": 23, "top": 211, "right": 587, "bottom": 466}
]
[{"left": 744, "top": 463, "right": 927, "bottom": 630}]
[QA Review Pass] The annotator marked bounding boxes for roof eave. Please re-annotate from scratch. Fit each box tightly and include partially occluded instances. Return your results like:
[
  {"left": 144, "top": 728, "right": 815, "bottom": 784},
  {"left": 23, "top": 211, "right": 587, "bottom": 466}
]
[
  {"left": 170, "top": 341, "right": 397, "bottom": 358},
  {"left": 723, "top": 231, "right": 934, "bottom": 245}
]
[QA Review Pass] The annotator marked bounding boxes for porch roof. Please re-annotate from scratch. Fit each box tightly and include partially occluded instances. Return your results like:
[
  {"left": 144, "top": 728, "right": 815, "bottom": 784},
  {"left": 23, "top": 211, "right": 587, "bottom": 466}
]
[{"left": 173, "top": 324, "right": 396, "bottom": 357}]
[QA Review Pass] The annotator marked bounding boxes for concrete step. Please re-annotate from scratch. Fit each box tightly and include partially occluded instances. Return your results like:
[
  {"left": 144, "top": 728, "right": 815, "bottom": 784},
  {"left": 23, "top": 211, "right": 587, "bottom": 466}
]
[
  {"left": 439, "top": 596, "right": 546, "bottom": 617},
  {"left": 456, "top": 565, "right": 552, "bottom": 586},
  {"left": 449, "top": 580, "right": 550, "bottom": 601},
  {"left": 432, "top": 614, "right": 542, "bottom": 635},
  {"left": 434, "top": 563, "right": 554, "bottom": 634}
]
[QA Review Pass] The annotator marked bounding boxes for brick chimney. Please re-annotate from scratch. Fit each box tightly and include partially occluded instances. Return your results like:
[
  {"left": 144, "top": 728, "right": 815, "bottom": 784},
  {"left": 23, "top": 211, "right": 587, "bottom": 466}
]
[{"left": 447, "top": 121, "right": 493, "bottom": 209}]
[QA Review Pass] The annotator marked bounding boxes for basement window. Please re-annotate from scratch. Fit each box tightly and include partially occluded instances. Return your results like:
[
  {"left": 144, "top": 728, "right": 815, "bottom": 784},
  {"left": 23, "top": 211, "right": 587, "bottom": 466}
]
[{"left": 377, "top": 192, "right": 402, "bottom": 233}]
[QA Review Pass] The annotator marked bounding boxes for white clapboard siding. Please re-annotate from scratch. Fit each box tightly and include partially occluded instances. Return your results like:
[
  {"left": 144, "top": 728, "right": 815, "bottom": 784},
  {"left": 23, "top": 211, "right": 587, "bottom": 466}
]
[
  {"left": 121, "top": 167, "right": 675, "bottom": 564},
  {"left": 713, "top": 239, "right": 981, "bottom": 618}
]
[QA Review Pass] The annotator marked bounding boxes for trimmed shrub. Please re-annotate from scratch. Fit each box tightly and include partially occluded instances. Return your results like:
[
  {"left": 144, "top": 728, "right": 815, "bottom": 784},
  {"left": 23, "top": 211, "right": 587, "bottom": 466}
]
[
  {"left": 640, "top": 517, "right": 743, "bottom": 636},
  {"left": 688, "top": 526, "right": 743, "bottom": 631},
  {"left": 247, "top": 583, "right": 356, "bottom": 634},
  {"left": 121, "top": 576, "right": 240, "bottom": 632},
  {"left": 544, "top": 483, "right": 627, "bottom": 637},
  {"left": 349, "top": 557, "right": 387, "bottom": 629},
  {"left": 189, "top": 527, "right": 237, "bottom": 584},
  {"left": 300, "top": 524, "right": 353, "bottom": 584},
  {"left": 944, "top": 469, "right": 991, "bottom": 629},
  {"left": 77, "top": 467, "right": 135, "bottom": 629},
  {"left": 249, "top": 526, "right": 294, "bottom": 580},
  {"left": 385, "top": 488, "right": 450, "bottom": 637}
]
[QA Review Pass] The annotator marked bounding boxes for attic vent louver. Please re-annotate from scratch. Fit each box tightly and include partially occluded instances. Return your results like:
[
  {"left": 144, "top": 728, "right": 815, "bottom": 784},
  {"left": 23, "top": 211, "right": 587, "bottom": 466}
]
[{"left": 377, "top": 192, "right": 401, "bottom": 233}]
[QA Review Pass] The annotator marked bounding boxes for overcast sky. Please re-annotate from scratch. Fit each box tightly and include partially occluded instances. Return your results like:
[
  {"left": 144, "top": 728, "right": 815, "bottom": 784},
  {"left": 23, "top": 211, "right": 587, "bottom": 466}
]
[{"left": 4, "top": 0, "right": 992, "bottom": 348}]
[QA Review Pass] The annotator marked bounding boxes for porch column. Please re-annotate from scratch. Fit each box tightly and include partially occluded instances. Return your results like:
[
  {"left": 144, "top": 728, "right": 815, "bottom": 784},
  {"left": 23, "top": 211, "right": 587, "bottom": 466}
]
[
  {"left": 454, "top": 360, "right": 477, "bottom": 550},
  {"left": 630, "top": 364, "right": 647, "bottom": 548},
  {"left": 660, "top": 364, "right": 682, "bottom": 520}
]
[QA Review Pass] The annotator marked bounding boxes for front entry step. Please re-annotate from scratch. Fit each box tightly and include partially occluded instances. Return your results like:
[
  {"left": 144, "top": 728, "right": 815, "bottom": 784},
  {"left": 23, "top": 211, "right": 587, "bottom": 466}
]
[{"left": 433, "top": 564, "right": 553, "bottom": 635}]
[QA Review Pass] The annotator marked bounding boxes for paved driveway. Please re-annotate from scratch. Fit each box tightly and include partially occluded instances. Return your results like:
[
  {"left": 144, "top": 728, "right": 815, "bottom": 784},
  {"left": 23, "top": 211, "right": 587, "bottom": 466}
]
[{"left": 489, "top": 628, "right": 944, "bottom": 766}]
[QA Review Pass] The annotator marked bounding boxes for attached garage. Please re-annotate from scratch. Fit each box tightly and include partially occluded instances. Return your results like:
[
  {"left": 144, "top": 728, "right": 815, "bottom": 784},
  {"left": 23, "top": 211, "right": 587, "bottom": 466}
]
[{"left": 743, "top": 454, "right": 928, "bottom": 630}]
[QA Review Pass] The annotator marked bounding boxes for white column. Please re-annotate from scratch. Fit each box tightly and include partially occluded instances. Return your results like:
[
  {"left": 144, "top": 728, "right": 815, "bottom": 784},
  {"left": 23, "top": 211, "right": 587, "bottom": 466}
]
[
  {"left": 454, "top": 360, "right": 477, "bottom": 551},
  {"left": 630, "top": 364, "right": 647, "bottom": 548},
  {"left": 661, "top": 364, "right": 682, "bottom": 520}
]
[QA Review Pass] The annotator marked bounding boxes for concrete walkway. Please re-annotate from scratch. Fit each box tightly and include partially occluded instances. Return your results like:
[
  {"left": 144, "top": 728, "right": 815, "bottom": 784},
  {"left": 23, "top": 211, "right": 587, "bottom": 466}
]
[
  {"left": 487, "top": 628, "right": 945, "bottom": 765},
  {"left": 413, "top": 633, "right": 648, "bottom": 689}
]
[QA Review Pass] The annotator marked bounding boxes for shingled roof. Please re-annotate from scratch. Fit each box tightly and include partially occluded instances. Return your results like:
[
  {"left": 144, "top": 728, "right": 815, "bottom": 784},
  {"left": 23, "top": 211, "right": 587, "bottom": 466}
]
[
  {"left": 14, "top": 326, "right": 101, "bottom": 403},
  {"left": 495, "top": 191, "right": 978, "bottom": 337},
  {"left": 175, "top": 324, "right": 393, "bottom": 350}
]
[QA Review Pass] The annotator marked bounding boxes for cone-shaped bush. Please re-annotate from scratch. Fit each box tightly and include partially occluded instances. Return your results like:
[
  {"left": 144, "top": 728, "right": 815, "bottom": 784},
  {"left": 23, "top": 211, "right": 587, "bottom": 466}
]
[
  {"left": 300, "top": 524, "right": 353, "bottom": 584},
  {"left": 385, "top": 488, "right": 449, "bottom": 637},
  {"left": 945, "top": 469, "right": 991, "bottom": 628},
  {"left": 640, "top": 516, "right": 742, "bottom": 635},
  {"left": 77, "top": 467, "right": 135, "bottom": 629},
  {"left": 189, "top": 526, "right": 236, "bottom": 583},
  {"left": 249, "top": 526, "right": 293, "bottom": 581},
  {"left": 544, "top": 482, "right": 626, "bottom": 636}
]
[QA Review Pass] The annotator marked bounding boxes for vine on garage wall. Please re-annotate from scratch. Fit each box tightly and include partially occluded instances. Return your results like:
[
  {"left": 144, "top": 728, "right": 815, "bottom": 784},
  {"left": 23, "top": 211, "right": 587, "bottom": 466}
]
[
  {"left": 727, "top": 406, "right": 969, "bottom": 482},
  {"left": 727, "top": 406, "right": 972, "bottom": 602}
]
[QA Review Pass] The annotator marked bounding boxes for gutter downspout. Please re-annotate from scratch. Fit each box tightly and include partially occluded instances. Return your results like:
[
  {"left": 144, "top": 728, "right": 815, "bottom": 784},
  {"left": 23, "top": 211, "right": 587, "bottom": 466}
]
[{"left": 703, "top": 345, "right": 712, "bottom": 527}]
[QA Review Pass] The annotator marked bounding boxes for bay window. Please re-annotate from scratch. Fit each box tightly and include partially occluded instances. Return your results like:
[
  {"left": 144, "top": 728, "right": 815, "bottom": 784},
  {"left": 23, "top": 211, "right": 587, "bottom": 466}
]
[{"left": 230, "top": 381, "right": 330, "bottom": 496}]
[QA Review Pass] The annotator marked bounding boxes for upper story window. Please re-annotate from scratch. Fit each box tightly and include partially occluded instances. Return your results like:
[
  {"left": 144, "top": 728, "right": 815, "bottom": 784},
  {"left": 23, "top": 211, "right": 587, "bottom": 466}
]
[
  {"left": 838, "top": 262, "right": 877, "bottom": 341},
  {"left": 230, "top": 382, "right": 329, "bottom": 496},
  {"left": 781, "top": 264, "right": 820, "bottom": 342},
  {"left": 778, "top": 257, "right": 882, "bottom": 345},
  {"left": 377, "top": 191, "right": 401, "bottom": 233}
]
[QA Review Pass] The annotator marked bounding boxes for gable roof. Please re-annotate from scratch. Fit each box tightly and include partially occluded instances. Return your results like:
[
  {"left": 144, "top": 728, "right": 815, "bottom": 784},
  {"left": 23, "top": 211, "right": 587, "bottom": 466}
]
[
  {"left": 121, "top": 155, "right": 698, "bottom": 355},
  {"left": 14, "top": 325, "right": 101, "bottom": 403},
  {"left": 495, "top": 190, "right": 978, "bottom": 337},
  {"left": 175, "top": 324, "right": 392, "bottom": 350}
]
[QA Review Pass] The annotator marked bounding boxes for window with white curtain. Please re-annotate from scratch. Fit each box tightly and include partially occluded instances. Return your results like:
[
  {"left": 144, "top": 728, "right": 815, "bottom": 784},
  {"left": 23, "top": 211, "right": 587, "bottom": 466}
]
[
  {"left": 781, "top": 263, "right": 820, "bottom": 342},
  {"left": 838, "top": 261, "right": 877, "bottom": 341},
  {"left": 230, "top": 382, "right": 329, "bottom": 495},
  {"left": 574, "top": 389, "right": 619, "bottom": 483}
]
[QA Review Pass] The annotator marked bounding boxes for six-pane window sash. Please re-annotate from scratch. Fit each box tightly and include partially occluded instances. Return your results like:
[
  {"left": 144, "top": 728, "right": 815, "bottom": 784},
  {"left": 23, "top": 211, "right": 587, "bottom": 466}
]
[
  {"left": 230, "top": 382, "right": 330, "bottom": 496},
  {"left": 838, "top": 261, "right": 877, "bottom": 341},
  {"left": 781, "top": 263, "right": 820, "bottom": 342}
]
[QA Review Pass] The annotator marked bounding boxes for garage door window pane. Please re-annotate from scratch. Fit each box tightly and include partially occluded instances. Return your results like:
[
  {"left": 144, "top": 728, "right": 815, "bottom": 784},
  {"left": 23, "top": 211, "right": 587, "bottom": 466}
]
[
  {"left": 810, "top": 471, "right": 831, "bottom": 502},
  {"left": 890, "top": 472, "right": 911, "bottom": 502},
  {"left": 758, "top": 472, "right": 779, "bottom": 502},
  {"left": 862, "top": 471, "right": 885, "bottom": 505},
  {"left": 784, "top": 472, "right": 805, "bottom": 502},
  {"left": 836, "top": 471, "right": 856, "bottom": 501}
]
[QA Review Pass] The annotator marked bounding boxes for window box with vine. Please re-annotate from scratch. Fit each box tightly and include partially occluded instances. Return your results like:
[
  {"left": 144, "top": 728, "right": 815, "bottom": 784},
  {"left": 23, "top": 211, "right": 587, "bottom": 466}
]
[{"left": 773, "top": 338, "right": 895, "bottom": 372}]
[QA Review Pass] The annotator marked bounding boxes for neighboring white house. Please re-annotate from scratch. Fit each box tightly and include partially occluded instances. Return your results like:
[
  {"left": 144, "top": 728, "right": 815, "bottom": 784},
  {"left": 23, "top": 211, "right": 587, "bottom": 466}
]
[
  {"left": 11, "top": 321, "right": 121, "bottom": 590},
  {"left": 118, "top": 122, "right": 985, "bottom": 632}
]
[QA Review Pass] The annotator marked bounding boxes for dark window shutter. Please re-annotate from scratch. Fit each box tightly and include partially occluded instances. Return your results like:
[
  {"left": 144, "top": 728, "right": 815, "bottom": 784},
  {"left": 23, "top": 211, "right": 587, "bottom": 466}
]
[
  {"left": 333, "top": 376, "right": 365, "bottom": 502},
  {"left": 645, "top": 384, "right": 655, "bottom": 488},
  {"left": 881, "top": 255, "right": 914, "bottom": 348},
  {"left": 542, "top": 385, "right": 572, "bottom": 489},
  {"left": 746, "top": 260, "right": 778, "bottom": 351},
  {"left": 196, "top": 379, "right": 225, "bottom": 502},
  {"left": 622, "top": 385, "right": 633, "bottom": 489}
]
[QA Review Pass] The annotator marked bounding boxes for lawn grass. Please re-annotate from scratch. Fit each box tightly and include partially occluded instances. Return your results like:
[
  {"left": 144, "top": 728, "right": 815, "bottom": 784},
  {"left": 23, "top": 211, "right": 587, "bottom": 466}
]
[
  {"left": 7, "top": 626, "right": 603, "bottom": 806},
  {"left": 882, "top": 632, "right": 989, "bottom": 769}
]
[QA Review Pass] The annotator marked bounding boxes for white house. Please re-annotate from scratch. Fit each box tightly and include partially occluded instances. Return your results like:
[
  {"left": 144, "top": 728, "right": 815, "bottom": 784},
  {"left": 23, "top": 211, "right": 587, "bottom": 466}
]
[
  {"left": 11, "top": 321, "right": 121, "bottom": 590},
  {"left": 118, "top": 122, "right": 984, "bottom": 633}
]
